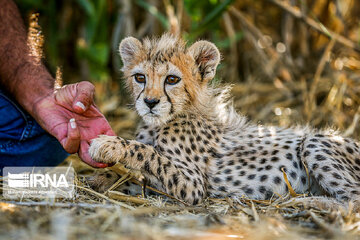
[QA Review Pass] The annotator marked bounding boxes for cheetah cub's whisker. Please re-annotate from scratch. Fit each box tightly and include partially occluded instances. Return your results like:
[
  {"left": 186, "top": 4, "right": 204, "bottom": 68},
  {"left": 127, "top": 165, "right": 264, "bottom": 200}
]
[{"left": 89, "top": 33, "right": 360, "bottom": 205}]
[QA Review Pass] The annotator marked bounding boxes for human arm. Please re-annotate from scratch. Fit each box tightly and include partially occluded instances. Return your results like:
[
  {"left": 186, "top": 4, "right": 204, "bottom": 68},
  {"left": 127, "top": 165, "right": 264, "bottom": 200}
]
[
  {"left": 0, "top": 0, "right": 53, "bottom": 113},
  {"left": 0, "top": 0, "right": 114, "bottom": 167}
]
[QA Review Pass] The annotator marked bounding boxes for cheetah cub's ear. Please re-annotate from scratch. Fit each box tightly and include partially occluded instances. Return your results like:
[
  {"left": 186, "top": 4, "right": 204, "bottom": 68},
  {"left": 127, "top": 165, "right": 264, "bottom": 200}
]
[
  {"left": 188, "top": 40, "right": 220, "bottom": 83},
  {"left": 119, "top": 37, "right": 142, "bottom": 69}
]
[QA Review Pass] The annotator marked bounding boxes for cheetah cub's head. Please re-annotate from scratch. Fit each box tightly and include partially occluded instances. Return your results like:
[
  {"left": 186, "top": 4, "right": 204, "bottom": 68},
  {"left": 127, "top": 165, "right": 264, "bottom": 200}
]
[{"left": 119, "top": 33, "right": 220, "bottom": 126}]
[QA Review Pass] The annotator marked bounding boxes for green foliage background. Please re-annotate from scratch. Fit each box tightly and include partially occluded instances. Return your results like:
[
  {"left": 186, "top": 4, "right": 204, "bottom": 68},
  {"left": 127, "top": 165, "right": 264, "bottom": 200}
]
[{"left": 16, "top": 0, "right": 237, "bottom": 84}]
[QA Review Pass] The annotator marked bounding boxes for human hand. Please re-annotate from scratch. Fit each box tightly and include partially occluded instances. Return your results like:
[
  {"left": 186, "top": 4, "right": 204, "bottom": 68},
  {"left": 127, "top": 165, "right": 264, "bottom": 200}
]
[{"left": 32, "top": 81, "right": 115, "bottom": 167}]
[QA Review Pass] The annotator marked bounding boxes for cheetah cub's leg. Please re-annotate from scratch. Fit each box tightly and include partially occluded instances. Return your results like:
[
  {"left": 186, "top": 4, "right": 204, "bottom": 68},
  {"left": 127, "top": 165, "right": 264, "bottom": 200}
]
[
  {"left": 302, "top": 134, "right": 360, "bottom": 201},
  {"left": 89, "top": 135, "right": 206, "bottom": 204}
]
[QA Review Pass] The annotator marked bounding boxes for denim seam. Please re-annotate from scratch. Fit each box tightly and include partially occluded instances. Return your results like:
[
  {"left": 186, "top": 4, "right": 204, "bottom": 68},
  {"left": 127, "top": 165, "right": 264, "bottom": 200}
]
[
  {"left": 0, "top": 140, "right": 14, "bottom": 151},
  {"left": 0, "top": 92, "right": 31, "bottom": 141},
  {"left": 21, "top": 116, "right": 35, "bottom": 141}
]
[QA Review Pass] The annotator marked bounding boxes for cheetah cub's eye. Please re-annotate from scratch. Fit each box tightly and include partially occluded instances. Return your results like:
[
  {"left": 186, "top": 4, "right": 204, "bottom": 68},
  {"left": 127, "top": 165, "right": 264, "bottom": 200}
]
[
  {"left": 165, "top": 75, "right": 181, "bottom": 85},
  {"left": 134, "top": 73, "right": 146, "bottom": 84}
]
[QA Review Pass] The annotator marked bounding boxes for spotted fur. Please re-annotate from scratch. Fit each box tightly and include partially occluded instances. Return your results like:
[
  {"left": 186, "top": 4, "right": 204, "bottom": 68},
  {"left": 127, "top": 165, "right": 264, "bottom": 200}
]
[{"left": 89, "top": 33, "right": 360, "bottom": 205}]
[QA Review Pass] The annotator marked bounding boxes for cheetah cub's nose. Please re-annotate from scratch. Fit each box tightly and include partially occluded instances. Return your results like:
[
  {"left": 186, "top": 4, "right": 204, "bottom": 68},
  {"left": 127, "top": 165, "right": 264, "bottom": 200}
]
[{"left": 144, "top": 98, "right": 160, "bottom": 109}]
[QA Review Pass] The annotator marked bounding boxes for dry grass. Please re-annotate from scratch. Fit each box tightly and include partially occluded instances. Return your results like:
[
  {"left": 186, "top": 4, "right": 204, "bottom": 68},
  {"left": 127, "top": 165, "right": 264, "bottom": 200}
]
[{"left": 1, "top": 155, "right": 360, "bottom": 240}]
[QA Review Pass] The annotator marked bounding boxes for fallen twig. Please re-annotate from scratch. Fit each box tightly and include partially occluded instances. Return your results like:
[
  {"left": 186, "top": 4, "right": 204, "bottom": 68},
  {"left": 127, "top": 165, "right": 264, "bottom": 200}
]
[{"left": 76, "top": 185, "right": 135, "bottom": 210}]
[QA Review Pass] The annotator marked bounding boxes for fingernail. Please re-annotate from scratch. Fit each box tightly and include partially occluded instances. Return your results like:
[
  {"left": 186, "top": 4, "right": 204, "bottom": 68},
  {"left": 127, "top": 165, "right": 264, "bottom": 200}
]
[
  {"left": 76, "top": 102, "right": 86, "bottom": 111},
  {"left": 70, "top": 118, "right": 76, "bottom": 129}
]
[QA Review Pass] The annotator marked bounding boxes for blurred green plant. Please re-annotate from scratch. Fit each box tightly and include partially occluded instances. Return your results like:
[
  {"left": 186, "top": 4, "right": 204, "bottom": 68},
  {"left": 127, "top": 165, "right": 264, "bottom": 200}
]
[
  {"left": 184, "top": 0, "right": 235, "bottom": 40},
  {"left": 136, "top": 0, "right": 169, "bottom": 29},
  {"left": 15, "top": 0, "right": 241, "bottom": 84},
  {"left": 75, "top": 0, "right": 110, "bottom": 82}
]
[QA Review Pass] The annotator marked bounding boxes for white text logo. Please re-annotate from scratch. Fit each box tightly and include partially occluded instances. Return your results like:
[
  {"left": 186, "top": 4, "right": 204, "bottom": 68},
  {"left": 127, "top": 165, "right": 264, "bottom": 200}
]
[
  {"left": 8, "top": 172, "right": 69, "bottom": 188},
  {"left": 3, "top": 167, "right": 74, "bottom": 199}
]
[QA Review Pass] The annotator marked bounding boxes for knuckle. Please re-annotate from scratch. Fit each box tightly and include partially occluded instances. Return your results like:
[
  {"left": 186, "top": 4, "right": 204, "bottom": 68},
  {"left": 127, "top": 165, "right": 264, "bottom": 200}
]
[{"left": 79, "top": 81, "right": 95, "bottom": 92}]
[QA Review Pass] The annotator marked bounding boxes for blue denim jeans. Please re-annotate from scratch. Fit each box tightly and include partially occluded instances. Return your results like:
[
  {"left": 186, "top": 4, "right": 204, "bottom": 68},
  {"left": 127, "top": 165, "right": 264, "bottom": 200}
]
[{"left": 0, "top": 90, "right": 69, "bottom": 171}]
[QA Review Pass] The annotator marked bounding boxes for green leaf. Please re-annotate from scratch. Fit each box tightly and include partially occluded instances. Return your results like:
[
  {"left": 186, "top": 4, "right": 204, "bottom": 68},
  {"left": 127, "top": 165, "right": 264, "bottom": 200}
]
[
  {"left": 198, "top": 0, "right": 235, "bottom": 29},
  {"left": 186, "top": 0, "right": 235, "bottom": 41},
  {"left": 76, "top": 0, "right": 95, "bottom": 16},
  {"left": 77, "top": 43, "right": 109, "bottom": 66},
  {"left": 90, "top": 43, "right": 109, "bottom": 65},
  {"left": 136, "top": 0, "right": 169, "bottom": 30},
  {"left": 88, "top": 65, "right": 109, "bottom": 82}
]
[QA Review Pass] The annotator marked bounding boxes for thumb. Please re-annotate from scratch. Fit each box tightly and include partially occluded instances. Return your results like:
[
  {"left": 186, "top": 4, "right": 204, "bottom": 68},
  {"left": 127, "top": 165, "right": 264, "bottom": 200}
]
[
  {"left": 78, "top": 140, "right": 109, "bottom": 168},
  {"left": 60, "top": 118, "right": 81, "bottom": 153},
  {"left": 72, "top": 81, "right": 95, "bottom": 113}
]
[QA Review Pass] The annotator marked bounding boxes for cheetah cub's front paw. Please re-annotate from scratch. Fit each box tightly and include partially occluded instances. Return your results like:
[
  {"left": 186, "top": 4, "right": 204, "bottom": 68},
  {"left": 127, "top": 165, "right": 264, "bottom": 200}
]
[{"left": 89, "top": 135, "right": 123, "bottom": 164}]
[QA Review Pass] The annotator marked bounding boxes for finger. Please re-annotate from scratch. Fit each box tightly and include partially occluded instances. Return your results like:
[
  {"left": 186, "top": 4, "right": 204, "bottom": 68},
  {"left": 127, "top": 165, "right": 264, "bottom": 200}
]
[
  {"left": 60, "top": 118, "right": 81, "bottom": 153},
  {"left": 72, "top": 81, "right": 95, "bottom": 113},
  {"left": 78, "top": 140, "right": 109, "bottom": 168}
]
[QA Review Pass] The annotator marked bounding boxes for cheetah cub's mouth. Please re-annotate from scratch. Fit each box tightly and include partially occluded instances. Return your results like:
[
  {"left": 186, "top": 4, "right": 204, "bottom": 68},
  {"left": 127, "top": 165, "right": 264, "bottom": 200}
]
[{"left": 119, "top": 33, "right": 220, "bottom": 126}]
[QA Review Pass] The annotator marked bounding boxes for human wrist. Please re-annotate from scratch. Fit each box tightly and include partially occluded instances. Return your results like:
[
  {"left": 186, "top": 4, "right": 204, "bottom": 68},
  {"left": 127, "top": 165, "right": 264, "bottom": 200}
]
[{"left": 11, "top": 62, "right": 55, "bottom": 118}]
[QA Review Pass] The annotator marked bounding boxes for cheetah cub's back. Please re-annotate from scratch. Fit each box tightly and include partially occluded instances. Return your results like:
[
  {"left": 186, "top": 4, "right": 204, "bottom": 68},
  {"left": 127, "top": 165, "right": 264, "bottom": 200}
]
[{"left": 89, "top": 33, "right": 360, "bottom": 205}]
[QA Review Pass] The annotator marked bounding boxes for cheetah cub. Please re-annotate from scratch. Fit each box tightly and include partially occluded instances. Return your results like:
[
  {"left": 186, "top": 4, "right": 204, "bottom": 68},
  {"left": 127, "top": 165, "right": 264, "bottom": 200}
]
[{"left": 89, "top": 33, "right": 360, "bottom": 205}]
